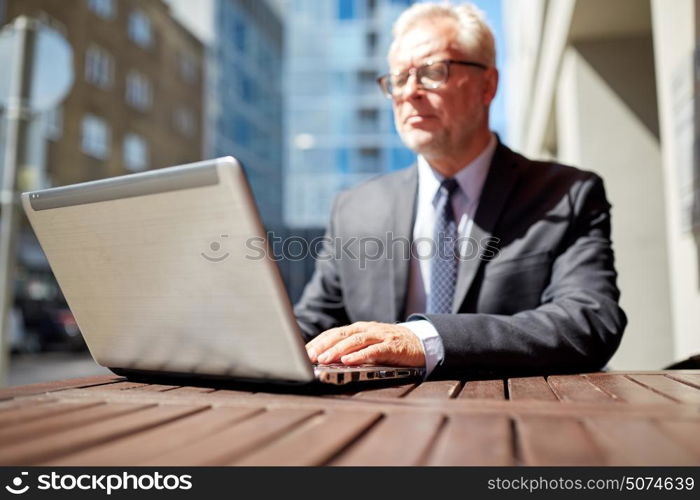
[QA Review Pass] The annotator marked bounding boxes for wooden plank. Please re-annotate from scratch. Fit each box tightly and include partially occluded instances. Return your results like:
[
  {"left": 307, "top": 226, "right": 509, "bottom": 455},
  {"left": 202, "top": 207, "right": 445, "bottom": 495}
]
[
  {"left": 600, "top": 370, "right": 700, "bottom": 376},
  {"left": 0, "top": 404, "right": 206, "bottom": 465},
  {"left": 331, "top": 412, "right": 444, "bottom": 466},
  {"left": 48, "top": 407, "right": 262, "bottom": 466},
  {"left": 0, "top": 397, "right": 57, "bottom": 412},
  {"left": 406, "top": 381, "right": 461, "bottom": 399},
  {"left": 352, "top": 383, "right": 416, "bottom": 400},
  {"left": 585, "top": 374, "right": 677, "bottom": 404},
  {"left": 0, "top": 376, "right": 123, "bottom": 400},
  {"left": 233, "top": 411, "right": 382, "bottom": 466},
  {"left": 584, "top": 417, "right": 700, "bottom": 465},
  {"left": 547, "top": 375, "right": 616, "bottom": 403},
  {"left": 82, "top": 381, "right": 150, "bottom": 391},
  {"left": 0, "top": 400, "right": 103, "bottom": 427},
  {"left": 166, "top": 386, "right": 217, "bottom": 394},
  {"left": 427, "top": 415, "right": 513, "bottom": 465},
  {"left": 125, "top": 384, "right": 180, "bottom": 392},
  {"left": 139, "top": 408, "right": 318, "bottom": 465},
  {"left": 656, "top": 420, "right": 700, "bottom": 459},
  {"left": 601, "top": 370, "right": 700, "bottom": 375},
  {"left": 457, "top": 380, "right": 505, "bottom": 400},
  {"left": 628, "top": 375, "right": 700, "bottom": 405},
  {"left": 508, "top": 377, "right": 558, "bottom": 401},
  {"left": 666, "top": 373, "right": 700, "bottom": 390},
  {"left": 0, "top": 403, "right": 153, "bottom": 447},
  {"left": 516, "top": 416, "right": 604, "bottom": 465},
  {"left": 207, "top": 389, "right": 258, "bottom": 399}
]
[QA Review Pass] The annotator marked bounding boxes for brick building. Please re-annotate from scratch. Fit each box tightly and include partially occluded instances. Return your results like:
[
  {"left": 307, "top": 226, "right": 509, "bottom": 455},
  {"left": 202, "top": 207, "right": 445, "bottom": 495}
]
[{"left": 0, "top": 0, "right": 204, "bottom": 187}]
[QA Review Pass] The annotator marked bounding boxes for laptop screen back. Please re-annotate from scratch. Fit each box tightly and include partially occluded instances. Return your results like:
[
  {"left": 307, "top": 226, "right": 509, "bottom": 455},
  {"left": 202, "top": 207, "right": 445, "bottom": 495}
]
[{"left": 22, "top": 157, "right": 314, "bottom": 383}]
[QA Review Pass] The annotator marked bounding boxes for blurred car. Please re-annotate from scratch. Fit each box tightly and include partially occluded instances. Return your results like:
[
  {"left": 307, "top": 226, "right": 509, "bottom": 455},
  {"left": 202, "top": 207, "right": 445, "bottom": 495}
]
[
  {"left": 18, "top": 299, "right": 86, "bottom": 352},
  {"left": 14, "top": 275, "right": 86, "bottom": 352},
  {"left": 14, "top": 235, "right": 87, "bottom": 352}
]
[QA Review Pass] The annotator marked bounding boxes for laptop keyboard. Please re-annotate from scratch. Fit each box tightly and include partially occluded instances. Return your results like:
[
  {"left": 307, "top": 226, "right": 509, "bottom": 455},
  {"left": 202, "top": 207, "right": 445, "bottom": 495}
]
[
  {"left": 314, "top": 363, "right": 367, "bottom": 370},
  {"left": 313, "top": 363, "right": 392, "bottom": 370}
]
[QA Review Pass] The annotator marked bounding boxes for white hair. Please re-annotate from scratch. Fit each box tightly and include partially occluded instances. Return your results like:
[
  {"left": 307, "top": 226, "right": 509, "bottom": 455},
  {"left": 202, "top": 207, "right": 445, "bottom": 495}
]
[{"left": 389, "top": 2, "right": 496, "bottom": 67}]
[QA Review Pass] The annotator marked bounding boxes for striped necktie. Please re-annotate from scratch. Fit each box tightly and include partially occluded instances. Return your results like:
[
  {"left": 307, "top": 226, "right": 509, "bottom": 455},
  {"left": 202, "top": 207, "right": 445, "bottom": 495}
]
[{"left": 427, "top": 178, "right": 460, "bottom": 314}]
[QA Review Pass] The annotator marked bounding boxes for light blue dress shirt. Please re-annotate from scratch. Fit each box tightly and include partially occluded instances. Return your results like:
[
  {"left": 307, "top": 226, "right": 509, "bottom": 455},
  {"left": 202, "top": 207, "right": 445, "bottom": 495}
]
[{"left": 400, "top": 134, "right": 497, "bottom": 376}]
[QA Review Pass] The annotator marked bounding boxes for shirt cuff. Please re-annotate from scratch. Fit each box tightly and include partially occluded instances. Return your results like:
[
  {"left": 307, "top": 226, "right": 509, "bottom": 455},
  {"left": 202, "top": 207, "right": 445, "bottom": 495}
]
[{"left": 399, "top": 319, "right": 445, "bottom": 377}]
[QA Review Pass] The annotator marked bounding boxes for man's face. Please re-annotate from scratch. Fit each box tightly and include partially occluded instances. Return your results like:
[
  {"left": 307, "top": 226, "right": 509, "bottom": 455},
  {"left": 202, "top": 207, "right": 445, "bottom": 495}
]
[{"left": 388, "top": 18, "right": 497, "bottom": 159}]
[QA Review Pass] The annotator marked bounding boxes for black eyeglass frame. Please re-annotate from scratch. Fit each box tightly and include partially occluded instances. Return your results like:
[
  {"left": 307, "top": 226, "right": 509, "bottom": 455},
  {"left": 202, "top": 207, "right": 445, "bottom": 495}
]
[{"left": 376, "top": 59, "right": 489, "bottom": 99}]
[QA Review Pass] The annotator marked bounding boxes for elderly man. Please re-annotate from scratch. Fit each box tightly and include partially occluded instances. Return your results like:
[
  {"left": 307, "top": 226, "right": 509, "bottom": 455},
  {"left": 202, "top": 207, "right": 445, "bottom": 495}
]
[{"left": 296, "top": 2, "right": 626, "bottom": 378}]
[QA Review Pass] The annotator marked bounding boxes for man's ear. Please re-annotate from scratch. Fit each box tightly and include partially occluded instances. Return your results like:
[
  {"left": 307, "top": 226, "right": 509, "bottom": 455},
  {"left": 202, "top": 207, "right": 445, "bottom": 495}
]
[{"left": 482, "top": 67, "right": 499, "bottom": 106}]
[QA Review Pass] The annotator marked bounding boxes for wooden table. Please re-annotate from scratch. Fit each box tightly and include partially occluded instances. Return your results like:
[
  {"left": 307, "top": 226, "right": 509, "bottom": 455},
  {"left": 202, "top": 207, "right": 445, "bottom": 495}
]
[{"left": 1, "top": 371, "right": 699, "bottom": 466}]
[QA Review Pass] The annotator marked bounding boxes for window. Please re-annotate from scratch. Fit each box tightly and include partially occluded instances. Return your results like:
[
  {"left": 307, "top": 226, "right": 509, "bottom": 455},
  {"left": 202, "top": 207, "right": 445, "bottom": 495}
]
[
  {"left": 338, "top": 0, "right": 355, "bottom": 20},
  {"left": 45, "top": 106, "right": 62, "bottom": 140},
  {"left": 125, "top": 71, "right": 152, "bottom": 111},
  {"left": 336, "top": 148, "right": 350, "bottom": 174},
  {"left": 358, "top": 108, "right": 378, "bottom": 120},
  {"left": 85, "top": 45, "right": 113, "bottom": 88},
  {"left": 81, "top": 114, "right": 110, "bottom": 160},
  {"left": 357, "top": 69, "right": 377, "bottom": 93},
  {"left": 87, "top": 0, "right": 115, "bottom": 19},
  {"left": 257, "top": 46, "right": 269, "bottom": 74},
  {"left": 366, "top": 31, "right": 378, "bottom": 57},
  {"left": 357, "top": 108, "right": 379, "bottom": 133},
  {"left": 232, "top": 115, "right": 249, "bottom": 146},
  {"left": 240, "top": 72, "right": 253, "bottom": 102},
  {"left": 123, "top": 133, "right": 148, "bottom": 171},
  {"left": 128, "top": 10, "right": 152, "bottom": 48},
  {"left": 367, "top": 0, "right": 377, "bottom": 15},
  {"left": 174, "top": 107, "right": 196, "bottom": 138},
  {"left": 234, "top": 18, "right": 246, "bottom": 52},
  {"left": 357, "top": 147, "right": 381, "bottom": 172},
  {"left": 178, "top": 52, "right": 198, "bottom": 84}
]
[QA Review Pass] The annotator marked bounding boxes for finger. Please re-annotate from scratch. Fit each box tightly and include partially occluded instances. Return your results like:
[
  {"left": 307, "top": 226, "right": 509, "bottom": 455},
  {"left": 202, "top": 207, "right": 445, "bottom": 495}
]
[
  {"left": 340, "top": 344, "right": 388, "bottom": 366},
  {"left": 306, "top": 326, "right": 357, "bottom": 361},
  {"left": 305, "top": 323, "right": 368, "bottom": 361},
  {"left": 316, "top": 332, "right": 382, "bottom": 364},
  {"left": 305, "top": 327, "right": 351, "bottom": 360}
]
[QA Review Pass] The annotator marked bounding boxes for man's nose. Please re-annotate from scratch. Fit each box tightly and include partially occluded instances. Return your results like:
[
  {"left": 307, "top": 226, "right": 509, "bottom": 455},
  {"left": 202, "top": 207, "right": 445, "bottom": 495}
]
[{"left": 399, "top": 71, "right": 422, "bottom": 100}]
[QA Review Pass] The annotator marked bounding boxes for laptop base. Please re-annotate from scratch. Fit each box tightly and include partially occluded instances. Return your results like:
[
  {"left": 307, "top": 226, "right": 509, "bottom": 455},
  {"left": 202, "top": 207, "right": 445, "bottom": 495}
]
[{"left": 109, "top": 367, "right": 423, "bottom": 393}]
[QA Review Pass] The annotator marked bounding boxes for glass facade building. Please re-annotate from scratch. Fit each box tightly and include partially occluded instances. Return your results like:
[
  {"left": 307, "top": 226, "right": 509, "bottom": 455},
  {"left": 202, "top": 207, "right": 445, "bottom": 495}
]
[
  {"left": 285, "top": 0, "right": 416, "bottom": 229},
  {"left": 208, "top": 0, "right": 284, "bottom": 229}
]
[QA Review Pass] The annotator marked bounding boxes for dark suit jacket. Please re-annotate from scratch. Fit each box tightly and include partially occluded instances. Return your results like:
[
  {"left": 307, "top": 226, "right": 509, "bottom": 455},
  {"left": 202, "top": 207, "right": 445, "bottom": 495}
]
[{"left": 294, "top": 142, "right": 627, "bottom": 378}]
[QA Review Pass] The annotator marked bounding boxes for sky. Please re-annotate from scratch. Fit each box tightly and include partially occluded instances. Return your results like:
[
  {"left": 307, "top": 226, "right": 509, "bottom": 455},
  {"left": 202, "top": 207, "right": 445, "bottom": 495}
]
[{"left": 164, "top": 0, "right": 214, "bottom": 44}]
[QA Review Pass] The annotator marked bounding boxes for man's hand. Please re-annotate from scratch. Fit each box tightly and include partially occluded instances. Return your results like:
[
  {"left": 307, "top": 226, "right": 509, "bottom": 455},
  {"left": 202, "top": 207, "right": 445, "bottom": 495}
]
[{"left": 305, "top": 321, "right": 426, "bottom": 367}]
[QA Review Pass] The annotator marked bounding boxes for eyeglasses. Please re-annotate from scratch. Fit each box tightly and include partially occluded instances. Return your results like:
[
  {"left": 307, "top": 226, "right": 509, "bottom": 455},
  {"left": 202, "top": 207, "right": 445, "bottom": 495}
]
[{"left": 376, "top": 59, "right": 488, "bottom": 99}]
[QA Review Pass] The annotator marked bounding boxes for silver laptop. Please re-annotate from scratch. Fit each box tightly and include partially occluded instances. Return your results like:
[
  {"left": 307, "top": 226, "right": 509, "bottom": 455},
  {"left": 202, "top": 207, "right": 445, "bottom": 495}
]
[{"left": 22, "top": 157, "right": 424, "bottom": 385}]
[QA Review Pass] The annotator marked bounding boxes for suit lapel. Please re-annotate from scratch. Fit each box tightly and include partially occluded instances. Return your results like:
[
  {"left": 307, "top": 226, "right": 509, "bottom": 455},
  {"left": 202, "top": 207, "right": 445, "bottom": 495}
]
[
  {"left": 389, "top": 166, "right": 418, "bottom": 321},
  {"left": 452, "top": 144, "right": 519, "bottom": 313}
]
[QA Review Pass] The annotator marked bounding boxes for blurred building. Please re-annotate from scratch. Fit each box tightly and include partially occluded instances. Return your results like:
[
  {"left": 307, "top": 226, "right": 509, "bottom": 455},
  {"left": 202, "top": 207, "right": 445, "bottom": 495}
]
[
  {"left": 284, "top": 0, "right": 417, "bottom": 229},
  {"left": 0, "top": 0, "right": 205, "bottom": 356},
  {"left": 503, "top": 0, "right": 700, "bottom": 368},
  {"left": 207, "top": 0, "right": 284, "bottom": 229},
  {"left": 1, "top": 0, "right": 205, "bottom": 188},
  {"left": 167, "top": 0, "right": 293, "bottom": 289}
]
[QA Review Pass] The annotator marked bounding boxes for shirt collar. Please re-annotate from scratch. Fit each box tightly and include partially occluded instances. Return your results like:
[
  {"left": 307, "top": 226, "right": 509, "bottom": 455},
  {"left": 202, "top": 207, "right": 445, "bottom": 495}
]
[{"left": 417, "top": 133, "right": 497, "bottom": 206}]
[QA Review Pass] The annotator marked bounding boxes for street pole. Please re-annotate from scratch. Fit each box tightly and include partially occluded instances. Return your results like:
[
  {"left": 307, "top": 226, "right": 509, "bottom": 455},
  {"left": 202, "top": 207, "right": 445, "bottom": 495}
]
[{"left": 0, "top": 17, "right": 37, "bottom": 387}]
